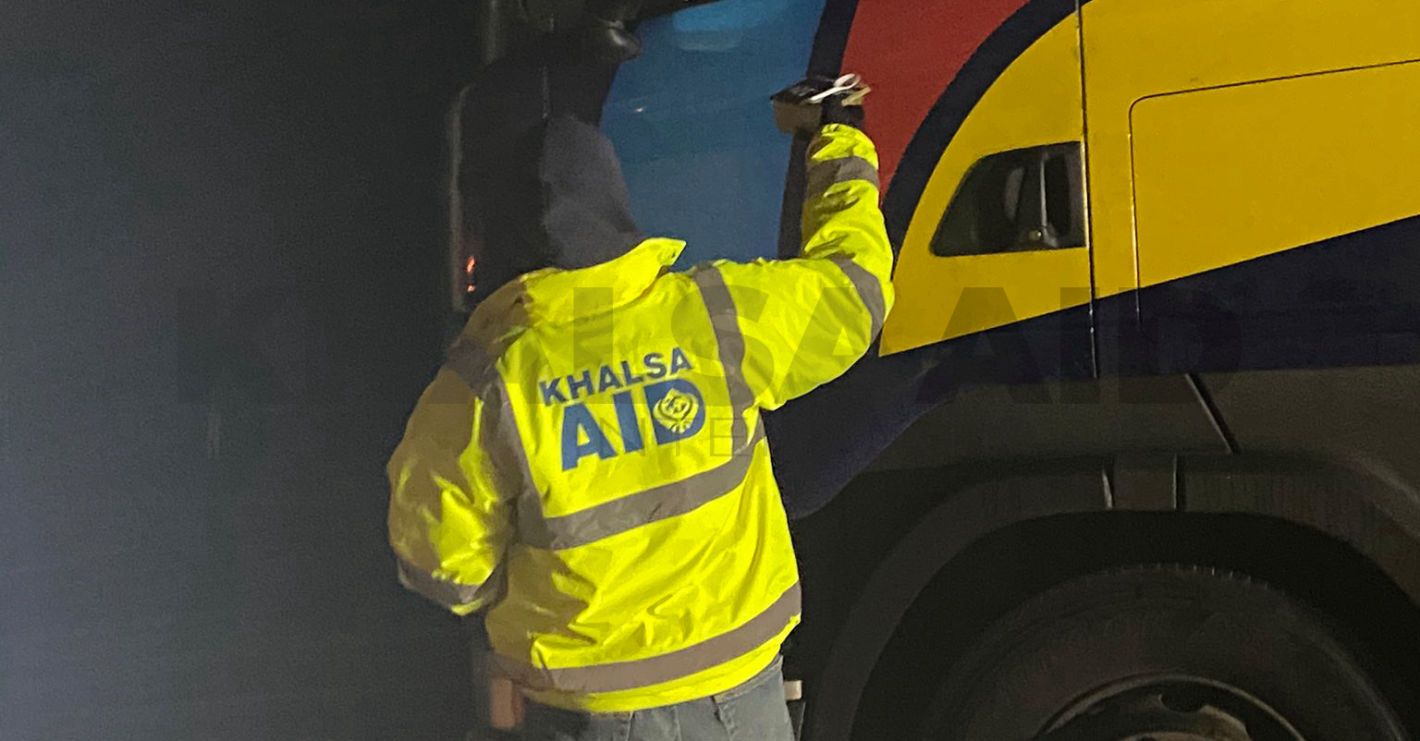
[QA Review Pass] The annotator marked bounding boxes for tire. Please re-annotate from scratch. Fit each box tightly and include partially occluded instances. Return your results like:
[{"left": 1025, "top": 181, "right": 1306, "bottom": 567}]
[{"left": 918, "top": 565, "right": 1408, "bottom": 740}]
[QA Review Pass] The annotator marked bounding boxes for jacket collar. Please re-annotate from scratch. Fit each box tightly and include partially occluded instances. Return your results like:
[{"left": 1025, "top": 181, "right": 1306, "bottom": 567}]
[{"left": 476, "top": 238, "right": 686, "bottom": 330}]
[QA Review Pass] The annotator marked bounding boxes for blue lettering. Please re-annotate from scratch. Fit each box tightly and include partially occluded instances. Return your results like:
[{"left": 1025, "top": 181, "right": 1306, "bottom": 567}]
[
  {"left": 539, "top": 378, "right": 567, "bottom": 406},
  {"left": 612, "top": 391, "right": 644, "bottom": 454},
  {"left": 644, "top": 352, "right": 667, "bottom": 379},
  {"left": 560, "top": 404, "right": 615, "bottom": 470},
  {"left": 644, "top": 379, "right": 706, "bottom": 445},
  {"left": 669, "top": 347, "right": 693, "bottom": 375},
  {"left": 566, "top": 369, "right": 594, "bottom": 400},
  {"left": 597, "top": 365, "right": 623, "bottom": 393},
  {"left": 620, "top": 360, "right": 645, "bottom": 385}
]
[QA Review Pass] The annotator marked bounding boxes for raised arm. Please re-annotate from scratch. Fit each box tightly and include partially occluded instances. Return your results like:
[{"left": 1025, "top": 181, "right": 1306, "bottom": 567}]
[{"left": 706, "top": 123, "right": 895, "bottom": 409}]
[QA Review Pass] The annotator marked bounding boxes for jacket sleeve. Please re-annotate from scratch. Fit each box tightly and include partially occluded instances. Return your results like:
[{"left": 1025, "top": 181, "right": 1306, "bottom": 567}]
[
  {"left": 387, "top": 368, "right": 514, "bottom": 616},
  {"left": 710, "top": 123, "right": 895, "bottom": 409}
]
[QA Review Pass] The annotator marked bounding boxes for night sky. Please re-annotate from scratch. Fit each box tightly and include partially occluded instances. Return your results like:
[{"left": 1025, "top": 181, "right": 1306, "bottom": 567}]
[{"left": 3, "top": 3, "right": 482, "bottom": 738}]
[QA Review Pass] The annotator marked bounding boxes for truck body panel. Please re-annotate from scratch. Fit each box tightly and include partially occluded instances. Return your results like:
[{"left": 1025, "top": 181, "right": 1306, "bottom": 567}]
[{"left": 463, "top": 0, "right": 1420, "bottom": 735}]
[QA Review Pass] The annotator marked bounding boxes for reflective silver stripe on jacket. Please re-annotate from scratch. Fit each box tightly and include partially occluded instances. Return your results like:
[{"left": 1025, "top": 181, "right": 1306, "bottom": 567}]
[
  {"left": 829, "top": 255, "right": 887, "bottom": 339},
  {"left": 519, "top": 427, "right": 765, "bottom": 550},
  {"left": 396, "top": 556, "right": 500, "bottom": 609},
  {"left": 805, "top": 155, "right": 879, "bottom": 200},
  {"left": 495, "top": 582, "right": 801, "bottom": 694},
  {"left": 484, "top": 377, "right": 540, "bottom": 513},
  {"left": 692, "top": 267, "right": 755, "bottom": 451},
  {"left": 443, "top": 336, "right": 540, "bottom": 521},
  {"left": 515, "top": 267, "right": 762, "bottom": 551},
  {"left": 445, "top": 337, "right": 496, "bottom": 392}
]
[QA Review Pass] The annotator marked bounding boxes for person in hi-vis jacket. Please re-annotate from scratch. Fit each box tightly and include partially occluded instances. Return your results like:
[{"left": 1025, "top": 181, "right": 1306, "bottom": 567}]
[{"left": 388, "top": 76, "right": 892, "bottom": 740}]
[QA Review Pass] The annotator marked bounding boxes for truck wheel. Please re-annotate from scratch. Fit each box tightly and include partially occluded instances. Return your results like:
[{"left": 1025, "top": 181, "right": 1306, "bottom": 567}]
[{"left": 918, "top": 565, "right": 1408, "bottom": 740}]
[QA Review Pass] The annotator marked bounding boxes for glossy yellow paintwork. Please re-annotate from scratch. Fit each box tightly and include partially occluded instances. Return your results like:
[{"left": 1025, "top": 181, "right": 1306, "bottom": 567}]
[
  {"left": 1082, "top": 0, "right": 1420, "bottom": 296},
  {"left": 880, "top": 15, "right": 1088, "bottom": 356},
  {"left": 884, "top": 0, "right": 1420, "bottom": 356},
  {"left": 1132, "top": 61, "right": 1420, "bottom": 288}
]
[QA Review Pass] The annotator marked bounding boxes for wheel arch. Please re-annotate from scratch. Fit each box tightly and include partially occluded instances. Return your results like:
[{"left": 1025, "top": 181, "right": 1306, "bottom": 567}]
[{"left": 804, "top": 454, "right": 1420, "bottom": 740}]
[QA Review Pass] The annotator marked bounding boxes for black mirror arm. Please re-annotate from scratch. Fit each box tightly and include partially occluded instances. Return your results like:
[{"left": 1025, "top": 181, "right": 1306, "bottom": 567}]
[{"left": 1013, "top": 154, "right": 1059, "bottom": 249}]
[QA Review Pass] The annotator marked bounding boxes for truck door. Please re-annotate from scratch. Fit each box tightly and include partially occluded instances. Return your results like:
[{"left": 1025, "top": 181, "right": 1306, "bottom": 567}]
[
  {"left": 1082, "top": 0, "right": 1420, "bottom": 375},
  {"left": 877, "top": 2, "right": 1093, "bottom": 386}
]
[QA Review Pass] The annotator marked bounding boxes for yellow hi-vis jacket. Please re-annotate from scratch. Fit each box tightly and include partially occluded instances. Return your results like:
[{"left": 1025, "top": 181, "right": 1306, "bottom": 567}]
[{"left": 387, "top": 124, "right": 894, "bottom": 712}]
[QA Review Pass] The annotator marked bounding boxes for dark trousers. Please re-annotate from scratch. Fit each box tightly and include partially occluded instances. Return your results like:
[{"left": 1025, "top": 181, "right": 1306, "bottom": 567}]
[{"left": 519, "top": 658, "right": 795, "bottom": 741}]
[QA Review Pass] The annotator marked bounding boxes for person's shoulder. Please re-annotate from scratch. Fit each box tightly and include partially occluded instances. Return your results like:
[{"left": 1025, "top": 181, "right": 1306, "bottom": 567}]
[
  {"left": 694, "top": 256, "right": 805, "bottom": 286},
  {"left": 681, "top": 257, "right": 782, "bottom": 277}
]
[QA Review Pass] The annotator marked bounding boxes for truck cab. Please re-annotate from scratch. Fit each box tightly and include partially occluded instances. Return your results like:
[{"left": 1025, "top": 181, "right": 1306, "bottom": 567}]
[{"left": 456, "top": 1, "right": 1420, "bottom": 737}]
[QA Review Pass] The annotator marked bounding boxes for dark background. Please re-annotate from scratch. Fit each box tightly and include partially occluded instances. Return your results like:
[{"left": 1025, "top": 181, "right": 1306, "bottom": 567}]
[{"left": 3, "top": 2, "right": 482, "bottom": 738}]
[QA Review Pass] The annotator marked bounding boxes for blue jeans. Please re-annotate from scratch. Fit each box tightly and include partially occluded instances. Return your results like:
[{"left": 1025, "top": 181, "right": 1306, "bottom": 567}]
[{"left": 520, "top": 657, "right": 795, "bottom": 741}]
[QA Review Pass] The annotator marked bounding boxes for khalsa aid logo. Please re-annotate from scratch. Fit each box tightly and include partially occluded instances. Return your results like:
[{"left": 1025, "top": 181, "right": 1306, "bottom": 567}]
[
  {"left": 652, "top": 387, "right": 699, "bottom": 434},
  {"left": 544, "top": 348, "right": 708, "bottom": 470}
]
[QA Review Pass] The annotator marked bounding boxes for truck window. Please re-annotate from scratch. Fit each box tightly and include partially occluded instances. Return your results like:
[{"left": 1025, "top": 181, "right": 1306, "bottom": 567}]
[{"left": 930, "top": 142, "right": 1084, "bottom": 258}]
